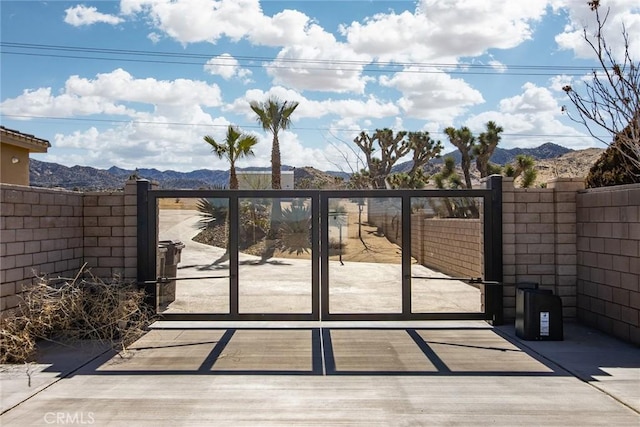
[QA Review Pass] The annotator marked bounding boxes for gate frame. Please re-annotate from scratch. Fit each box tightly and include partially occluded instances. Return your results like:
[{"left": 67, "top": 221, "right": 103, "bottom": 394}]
[{"left": 137, "top": 176, "right": 503, "bottom": 324}]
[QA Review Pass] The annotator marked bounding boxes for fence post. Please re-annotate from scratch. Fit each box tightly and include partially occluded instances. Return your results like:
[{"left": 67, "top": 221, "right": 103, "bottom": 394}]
[
  {"left": 484, "top": 175, "right": 503, "bottom": 325},
  {"left": 136, "top": 179, "right": 156, "bottom": 308}
]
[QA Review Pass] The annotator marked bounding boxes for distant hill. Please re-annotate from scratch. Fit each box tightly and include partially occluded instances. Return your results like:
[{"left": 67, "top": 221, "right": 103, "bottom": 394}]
[
  {"left": 393, "top": 142, "right": 573, "bottom": 173},
  {"left": 29, "top": 161, "right": 340, "bottom": 191},
  {"left": 29, "top": 142, "right": 597, "bottom": 191}
]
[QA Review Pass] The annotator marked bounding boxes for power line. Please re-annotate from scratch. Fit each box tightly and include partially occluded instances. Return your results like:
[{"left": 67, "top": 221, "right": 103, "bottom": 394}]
[
  {"left": 0, "top": 113, "right": 605, "bottom": 139},
  {"left": 0, "top": 41, "right": 597, "bottom": 77}
]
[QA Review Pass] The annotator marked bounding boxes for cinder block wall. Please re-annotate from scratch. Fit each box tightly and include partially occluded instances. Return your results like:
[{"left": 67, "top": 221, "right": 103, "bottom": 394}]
[
  {"left": 82, "top": 182, "right": 138, "bottom": 279},
  {"left": 0, "top": 180, "right": 138, "bottom": 315},
  {"left": 1, "top": 185, "right": 84, "bottom": 313},
  {"left": 501, "top": 178, "right": 585, "bottom": 320},
  {"left": 576, "top": 184, "right": 640, "bottom": 345},
  {"left": 368, "top": 199, "right": 483, "bottom": 279},
  {"left": 412, "top": 216, "right": 482, "bottom": 279}
]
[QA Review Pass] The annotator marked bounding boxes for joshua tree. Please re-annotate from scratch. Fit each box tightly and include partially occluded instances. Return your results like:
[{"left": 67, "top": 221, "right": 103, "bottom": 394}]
[
  {"left": 504, "top": 154, "right": 537, "bottom": 188},
  {"left": 474, "top": 121, "right": 504, "bottom": 178},
  {"left": 444, "top": 126, "right": 475, "bottom": 188},
  {"left": 352, "top": 129, "right": 442, "bottom": 189},
  {"left": 249, "top": 97, "right": 299, "bottom": 189},
  {"left": 204, "top": 125, "right": 258, "bottom": 189}
]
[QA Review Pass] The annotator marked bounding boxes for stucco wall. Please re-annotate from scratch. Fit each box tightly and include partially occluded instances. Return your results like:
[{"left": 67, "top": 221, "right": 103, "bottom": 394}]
[
  {"left": 0, "top": 180, "right": 138, "bottom": 316},
  {"left": 576, "top": 184, "right": 640, "bottom": 345},
  {"left": 0, "top": 144, "right": 30, "bottom": 186}
]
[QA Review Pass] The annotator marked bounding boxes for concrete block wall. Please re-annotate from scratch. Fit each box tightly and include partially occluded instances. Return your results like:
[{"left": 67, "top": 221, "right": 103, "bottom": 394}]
[
  {"left": 82, "top": 181, "right": 138, "bottom": 279},
  {"left": 576, "top": 184, "right": 640, "bottom": 345},
  {"left": 0, "top": 180, "right": 139, "bottom": 315},
  {"left": 367, "top": 199, "right": 402, "bottom": 246},
  {"left": 501, "top": 178, "right": 585, "bottom": 320},
  {"left": 1, "top": 185, "right": 84, "bottom": 313},
  {"left": 368, "top": 198, "right": 483, "bottom": 279},
  {"left": 412, "top": 216, "right": 482, "bottom": 279}
]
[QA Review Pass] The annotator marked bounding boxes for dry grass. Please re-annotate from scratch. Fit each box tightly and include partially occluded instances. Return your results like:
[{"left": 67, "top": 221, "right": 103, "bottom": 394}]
[{"left": 0, "top": 267, "right": 155, "bottom": 364}]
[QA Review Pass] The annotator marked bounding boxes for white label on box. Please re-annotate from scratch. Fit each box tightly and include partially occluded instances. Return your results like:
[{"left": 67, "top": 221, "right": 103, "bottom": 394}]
[{"left": 540, "top": 312, "right": 550, "bottom": 336}]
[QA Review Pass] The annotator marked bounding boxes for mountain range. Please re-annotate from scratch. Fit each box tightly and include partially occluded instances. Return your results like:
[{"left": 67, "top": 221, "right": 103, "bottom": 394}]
[{"left": 29, "top": 142, "right": 583, "bottom": 191}]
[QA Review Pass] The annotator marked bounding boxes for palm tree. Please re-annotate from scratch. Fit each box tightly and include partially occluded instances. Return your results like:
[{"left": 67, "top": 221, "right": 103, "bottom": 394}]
[
  {"left": 249, "top": 97, "right": 299, "bottom": 189},
  {"left": 204, "top": 125, "right": 258, "bottom": 189},
  {"left": 202, "top": 126, "right": 257, "bottom": 265}
]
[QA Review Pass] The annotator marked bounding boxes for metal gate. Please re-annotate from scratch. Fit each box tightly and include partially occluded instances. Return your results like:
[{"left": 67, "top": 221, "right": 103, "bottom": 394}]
[{"left": 137, "top": 176, "right": 503, "bottom": 324}]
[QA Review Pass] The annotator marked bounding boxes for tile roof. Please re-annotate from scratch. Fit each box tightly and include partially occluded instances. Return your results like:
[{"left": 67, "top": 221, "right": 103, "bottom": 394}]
[{"left": 0, "top": 126, "right": 51, "bottom": 151}]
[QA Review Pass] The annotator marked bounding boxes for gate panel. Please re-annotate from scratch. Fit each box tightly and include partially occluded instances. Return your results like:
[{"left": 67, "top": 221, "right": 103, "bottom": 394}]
[
  {"left": 409, "top": 195, "right": 484, "bottom": 315},
  {"left": 157, "top": 197, "right": 231, "bottom": 314},
  {"left": 237, "top": 196, "right": 315, "bottom": 315},
  {"left": 138, "top": 181, "right": 503, "bottom": 323},
  {"left": 324, "top": 196, "right": 403, "bottom": 315}
]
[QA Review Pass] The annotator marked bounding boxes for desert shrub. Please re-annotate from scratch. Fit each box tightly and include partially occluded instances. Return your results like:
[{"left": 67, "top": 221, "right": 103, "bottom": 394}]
[
  {"left": 586, "top": 140, "right": 639, "bottom": 188},
  {"left": 0, "top": 270, "right": 154, "bottom": 364}
]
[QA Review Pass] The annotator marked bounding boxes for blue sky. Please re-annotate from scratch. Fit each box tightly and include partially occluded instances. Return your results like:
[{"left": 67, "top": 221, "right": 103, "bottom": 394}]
[{"left": 1, "top": 0, "right": 639, "bottom": 173}]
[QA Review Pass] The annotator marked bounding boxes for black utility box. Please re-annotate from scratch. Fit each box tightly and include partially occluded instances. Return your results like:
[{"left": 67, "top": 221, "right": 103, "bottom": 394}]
[{"left": 515, "top": 282, "right": 563, "bottom": 341}]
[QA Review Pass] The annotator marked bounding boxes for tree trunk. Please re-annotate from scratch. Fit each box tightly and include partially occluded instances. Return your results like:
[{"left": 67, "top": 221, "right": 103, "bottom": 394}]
[
  {"left": 229, "top": 165, "right": 238, "bottom": 190},
  {"left": 272, "top": 134, "right": 281, "bottom": 190},
  {"left": 462, "top": 154, "right": 473, "bottom": 188}
]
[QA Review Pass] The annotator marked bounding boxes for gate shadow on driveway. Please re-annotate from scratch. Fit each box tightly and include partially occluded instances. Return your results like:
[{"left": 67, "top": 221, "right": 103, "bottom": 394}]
[{"left": 61, "top": 327, "right": 565, "bottom": 378}]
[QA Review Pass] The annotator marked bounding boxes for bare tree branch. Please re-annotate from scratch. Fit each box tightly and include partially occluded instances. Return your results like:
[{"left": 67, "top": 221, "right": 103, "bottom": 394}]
[{"left": 561, "top": 2, "right": 639, "bottom": 177}]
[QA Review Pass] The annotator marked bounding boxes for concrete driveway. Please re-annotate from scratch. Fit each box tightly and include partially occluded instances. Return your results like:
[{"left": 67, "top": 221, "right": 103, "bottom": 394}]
[
  {"left": 1, "top": 321, "right": 639, "bottom": 426},
  {"left": 2, "top": 210, "right": 637, "bottom": 425}
]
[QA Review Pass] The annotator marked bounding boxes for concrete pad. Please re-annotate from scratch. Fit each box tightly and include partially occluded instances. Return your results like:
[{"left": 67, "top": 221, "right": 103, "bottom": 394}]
[
  {"left": 416, "top": 329, "right": 553, "bottom": 373},
  {"left": 2, "top": 325, "right": 639, "bottom": 426},
  {"left": 498, "top": 322, "right": 640, "bottom": 413},
  {"left": 0, "top": 340, "right": 111, "bottom": 414},
  {"left": 101, "top": 330, "right": 228, "bottom": 372},
  {"left": 212, "top": 329, "right": 315, "bottom": 372},
  {"left": 327, "top": 329, "right": 437, "bottom": 373}
]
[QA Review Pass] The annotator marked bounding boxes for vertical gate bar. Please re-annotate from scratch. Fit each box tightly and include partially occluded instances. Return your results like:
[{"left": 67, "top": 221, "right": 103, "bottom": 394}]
[
  {"left": 137, "top": 179, "right": 156, "bottom": 308},
  {"left": 402, "top": 193, "right": 412, "bottom": 317},
  {"left": 229, "top": 193, "right": 239, "bottom": 315},
  {"left": 484, "top": 175, "right": 503, "bottom": 325},
  {"left": 320, "top": 193, "right": 329, "bottom": 319},
  {"left": 311, "top": 193, "right": 320, "bottom": 320}
]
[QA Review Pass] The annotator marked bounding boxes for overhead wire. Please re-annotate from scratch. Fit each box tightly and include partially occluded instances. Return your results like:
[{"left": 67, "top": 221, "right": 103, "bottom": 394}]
[
  {"left": 0, "top": 113, "right": 606, "bottom": 139},
  {"left": 0, "top": 41, "right": 597, "bottom": 76},
  {"left": 0, "top": 41, "right": 606, "bottom": 139}
]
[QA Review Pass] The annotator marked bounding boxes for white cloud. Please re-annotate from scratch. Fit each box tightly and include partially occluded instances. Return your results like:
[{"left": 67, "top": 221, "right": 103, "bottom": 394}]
[
  {"left": 227, "top": 87, "right": 398, "bottom": 122},
  {"left": 489, "top": 60, "right": 508, "bottom": 73},
  {"left": 204, "top": 54, "right": 252, "bottom": 81},
  {"left": 120, "top": 0, "right": 265, "bottom": 43},
  {"left": 65, "top": 69, "right": 223, "bottom": 107},
  {"left": 64, "top": 5, "right": 124, "bottom": 26},
  {"left": 51, "top": 109, "right": 240, "bottom": 171},
  {"left": 380, "top": 69, "right": 484, "bottom": 122},
  {"left": 499, "top": 82, "right": 558, "bottom": 113},
  {"left": 147, "top": 32, "right": 162, "bottom": 43},
  {"left": 465, "top": 82, "right": 597, "bottom": 150},
  {"left": 553, "top": 0, "right": 640, "bottom": 60},
  {"left": 0, "top": 87, "right": 134, "bottom": 118},
  {"left": 0, "top": 69, "right": 223, "bottom": 119},
  {"left": 549, "top": 74, "right": 574, "bottom": 92},
  {"left": 343, "top": 0, "right": 548, "bottom": 62}
]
